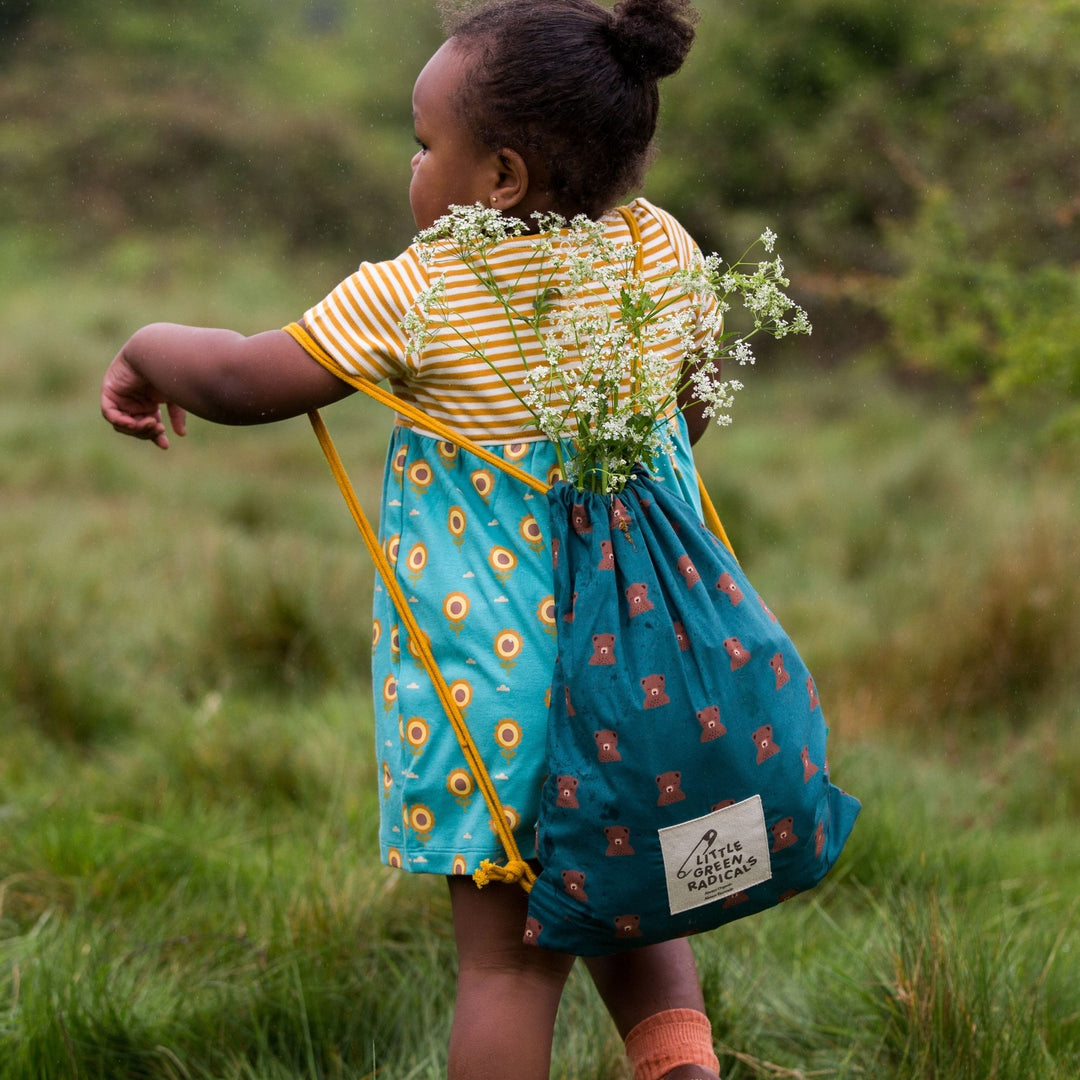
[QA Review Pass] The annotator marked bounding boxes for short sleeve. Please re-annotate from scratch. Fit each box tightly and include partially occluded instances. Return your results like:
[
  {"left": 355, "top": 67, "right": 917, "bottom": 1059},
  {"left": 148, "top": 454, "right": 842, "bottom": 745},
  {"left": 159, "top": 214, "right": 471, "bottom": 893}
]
[
  {"left": 298, "top": 247, "right": 428, "bottom": 383},
  {"left": 632, "top": 198, "right": 721, "bottom": 353}
]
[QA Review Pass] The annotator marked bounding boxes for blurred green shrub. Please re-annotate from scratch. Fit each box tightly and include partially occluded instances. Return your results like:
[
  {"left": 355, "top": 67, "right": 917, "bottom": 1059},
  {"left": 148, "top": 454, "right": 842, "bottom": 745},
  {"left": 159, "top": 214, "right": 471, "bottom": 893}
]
[{"left": 3, "top": 0, "right": 1078, "bottom": 425}]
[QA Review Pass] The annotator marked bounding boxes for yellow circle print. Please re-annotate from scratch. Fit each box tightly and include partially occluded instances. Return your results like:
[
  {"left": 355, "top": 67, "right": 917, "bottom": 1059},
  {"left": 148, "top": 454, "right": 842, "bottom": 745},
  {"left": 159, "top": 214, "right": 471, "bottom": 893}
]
[
  {"left": 471, "top": 468, "right": 495, "bottom": 502},
  {"left": 449, "top": 679, "right": 473, "bottom": 712},
  {"left": 404, "top": 716, "right": 430, "bottom": 752},
  {"left": 405, "top": 542, "right": 428, "bottom": 580},
  {"left": 443, "top": 591, "right": 470, "bottom": 634},
  {"left": 519, "top": 514, "right": 545, "bottom": 553},
  {"left": 406, "top": 458, "right": 433, "bottom": 493},
  {"left": 381, "top": 673, "right": 397, "bottom": 711},
  {"left": 446, "top": 768, "right": 474, "bottom": 805},
  {"left": 488, "top": 546, "right": 517, "bottom": 582},
  {"left": 490, "top": 805, "right": 520, "bottom": 833},
  {"left": 537, "top": 596, "right": 557, "bottom": 635},
  {"left": 387, "top": 847, "right": 403, "bottom": 868},
  {"left": 494, "top": 629, "right": 523, "bottom": 671},
  {"left": 447, "top": 505, "right": 467, "bottom": 546},
  {"left": 408, "top": 804, "right": 435, "bottom": 839},
  {"left": 384, "top": 533, "right": 400, "bottom": 567},
  {"left": 494, "top": 718, "right": 523, "bottom": 760},
  {"left": 451, "top": 854, "right": 469, "bottom": 876}
]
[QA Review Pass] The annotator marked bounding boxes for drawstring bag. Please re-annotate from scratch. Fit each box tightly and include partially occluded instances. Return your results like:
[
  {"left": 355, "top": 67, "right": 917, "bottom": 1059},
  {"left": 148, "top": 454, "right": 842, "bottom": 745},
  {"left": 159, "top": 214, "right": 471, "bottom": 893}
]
[{"left": 523, "top": 476, "right": 861, "bottom": 954}]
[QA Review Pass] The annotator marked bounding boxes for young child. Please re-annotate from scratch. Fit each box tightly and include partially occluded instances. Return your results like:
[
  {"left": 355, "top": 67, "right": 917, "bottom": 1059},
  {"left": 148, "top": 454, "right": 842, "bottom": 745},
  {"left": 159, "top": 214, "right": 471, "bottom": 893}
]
[{"left": 102, "top": 2, "right": 723, "bottom": 1077}]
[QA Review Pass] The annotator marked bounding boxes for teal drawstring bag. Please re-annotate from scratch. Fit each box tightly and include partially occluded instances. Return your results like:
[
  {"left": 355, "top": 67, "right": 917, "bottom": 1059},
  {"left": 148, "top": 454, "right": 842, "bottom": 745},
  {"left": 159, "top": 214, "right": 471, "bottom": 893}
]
[{"left": 524, "top": 476, "right": 861, "bottom": 955}]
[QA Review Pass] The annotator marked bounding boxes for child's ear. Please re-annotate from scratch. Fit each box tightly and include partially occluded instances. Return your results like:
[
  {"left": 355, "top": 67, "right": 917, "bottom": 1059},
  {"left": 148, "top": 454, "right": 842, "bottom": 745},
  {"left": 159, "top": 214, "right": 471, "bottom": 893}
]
[{"left": 490, "top": 148, "right": 529, "bottom": 210}]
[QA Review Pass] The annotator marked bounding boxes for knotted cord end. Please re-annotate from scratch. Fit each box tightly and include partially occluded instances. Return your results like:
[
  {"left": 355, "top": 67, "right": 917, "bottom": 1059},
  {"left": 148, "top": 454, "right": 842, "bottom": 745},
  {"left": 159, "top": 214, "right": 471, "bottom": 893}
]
[{"left": 473, "top": 859, "right": 535, "bottom": 892}]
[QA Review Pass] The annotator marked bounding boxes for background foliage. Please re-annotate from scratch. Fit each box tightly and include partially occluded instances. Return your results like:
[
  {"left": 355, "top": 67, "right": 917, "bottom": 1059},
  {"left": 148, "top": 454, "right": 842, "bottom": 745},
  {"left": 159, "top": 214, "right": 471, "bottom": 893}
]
[{"left": 1, "top": 1, "right": 1078, "bottom": 1077}]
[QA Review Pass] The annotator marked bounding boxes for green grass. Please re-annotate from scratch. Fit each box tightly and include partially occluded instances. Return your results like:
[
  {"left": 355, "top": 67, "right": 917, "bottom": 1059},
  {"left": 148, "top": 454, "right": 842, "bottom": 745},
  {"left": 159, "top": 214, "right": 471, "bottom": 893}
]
[{"left": 2, "top": 235, "right": 1078, "bottom": 1078}]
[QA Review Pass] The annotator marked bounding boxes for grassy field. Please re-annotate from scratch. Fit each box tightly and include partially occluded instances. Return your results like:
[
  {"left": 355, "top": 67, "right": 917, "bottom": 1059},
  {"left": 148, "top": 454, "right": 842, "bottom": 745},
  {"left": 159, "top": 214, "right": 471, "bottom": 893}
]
[{"left": 1, "top": 232, "right": 1078, "bottom": 1078}]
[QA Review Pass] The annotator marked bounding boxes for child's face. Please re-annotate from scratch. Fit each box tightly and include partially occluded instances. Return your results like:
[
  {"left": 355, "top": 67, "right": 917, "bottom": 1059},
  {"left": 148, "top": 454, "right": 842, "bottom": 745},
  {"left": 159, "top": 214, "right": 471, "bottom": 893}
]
[{"left": 409, "top": 41, "right": 499, "bottom": 230}]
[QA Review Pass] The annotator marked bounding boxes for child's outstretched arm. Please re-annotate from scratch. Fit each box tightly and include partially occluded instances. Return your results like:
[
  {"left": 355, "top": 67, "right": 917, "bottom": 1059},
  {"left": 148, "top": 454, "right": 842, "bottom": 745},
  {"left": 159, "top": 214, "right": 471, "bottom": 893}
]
[{"left": 101, "top": 322, "right": 353, "bottom": 449}]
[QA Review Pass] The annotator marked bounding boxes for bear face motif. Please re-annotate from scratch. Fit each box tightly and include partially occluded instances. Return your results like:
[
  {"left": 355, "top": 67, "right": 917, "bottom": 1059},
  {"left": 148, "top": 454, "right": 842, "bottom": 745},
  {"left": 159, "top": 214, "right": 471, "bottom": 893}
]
[
  {"left": 676, "top": 554, "right": 700, "bottom": 588},
  {"left": 589, "top": 633, "right": 617, "bottom": 666},
  {"left": 625, "top": 582, "right": 654, "bottom": 617},
  {"left": 656, "top": 770, "right": 686, "bottom": 805},
  {"left": 769, "top": 652, "right": 791, "bottom": 690},
  {"left": 598, "top": 540, "right": 615, "bottom": 570},
  {"left": 564, "top": 685, "right": 576, "bottom": 717},
  {"left": 551, "top": 537, "right": 560, "bottom": 570},
  {"left": 641, "top": 673, "right": 670, "bottom": 710},
  {"left": 523, "top": 917, "right": 543, "bottom": 945},
  {"left": 814, "top": 820, "right": 826, "bottom": 858},
  {"left": 716, "top": 572, "right": 744, "bottom": 605},
  {"left": 672, "top": 621, "right": 690, "bottom": 652},
  {"left": 758, "top": 595, "right": 777, "bottom": 622},
  {"left": 563, "top": 590, "right": 578, "bottom": 623},
  {"left": 561, "top": 869, "right": 589, "bottom": 903},
  {"left": 801, "top": 745, "right": 820, "bottom": 783},
  {"left": 712, "top": 798, "right": 736, "bottom": 811},
  {"left": 752, "top": 724, "right": 780, "bottom": 764},
  {"left": 807, "top": 676, "right": 820, "bottom": 711},
  {"left": 696, "top": 705, "right": 726, "bottom": 742},
  {"left": 722, "top": 891, "right": 749, "bottom": 909},
  {"left": 594, "top": 729, "right": 621, "bottom": 762},
  {"left": 771, "top": 816, "right": 798, "bottom": 852},
  {"left": 609, "top": 498, "right": 631, "bottom": 531},
  {"left": 555, "top": 775, "right": 580, "bottom": 808},
  {"left": 604, "top": 825, "right": 635, "bottom": 856},
  {"left": 723, "top": 637, "right": 751, "bottom": 670},
  {"left": 571, "top": 504, "right": 592, "bottom": 535},
  {"left": 613, "top": 914, "right": 642, "bottom": 938}
]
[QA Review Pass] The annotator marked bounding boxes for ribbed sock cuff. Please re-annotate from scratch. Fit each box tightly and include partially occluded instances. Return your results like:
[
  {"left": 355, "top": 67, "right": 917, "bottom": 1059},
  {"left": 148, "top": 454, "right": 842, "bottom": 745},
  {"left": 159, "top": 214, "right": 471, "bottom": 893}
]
[{"left": 624, "top": 1007, "right": 720, "bottom": 1080}]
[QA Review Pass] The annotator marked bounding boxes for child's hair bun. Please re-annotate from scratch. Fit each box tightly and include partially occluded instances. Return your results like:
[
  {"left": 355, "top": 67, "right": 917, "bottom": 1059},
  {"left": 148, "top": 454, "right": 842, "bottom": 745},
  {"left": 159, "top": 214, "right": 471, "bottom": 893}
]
[{"left": 610, "top": 0, "right": 698, "bottom": 81}]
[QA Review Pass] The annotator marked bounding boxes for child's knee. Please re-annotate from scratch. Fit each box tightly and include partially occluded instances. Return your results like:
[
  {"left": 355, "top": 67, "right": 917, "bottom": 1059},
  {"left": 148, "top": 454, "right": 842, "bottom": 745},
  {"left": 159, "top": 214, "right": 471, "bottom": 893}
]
[{"left": 624, "top": 1008, "right": 721, "bottom": 1080}]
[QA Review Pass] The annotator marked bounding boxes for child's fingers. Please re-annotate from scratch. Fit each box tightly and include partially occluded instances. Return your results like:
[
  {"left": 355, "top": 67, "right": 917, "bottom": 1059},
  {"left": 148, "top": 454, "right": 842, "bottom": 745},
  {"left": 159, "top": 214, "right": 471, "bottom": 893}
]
[{"left": 166, "top": 402, "right": 187, "bottom": 437}]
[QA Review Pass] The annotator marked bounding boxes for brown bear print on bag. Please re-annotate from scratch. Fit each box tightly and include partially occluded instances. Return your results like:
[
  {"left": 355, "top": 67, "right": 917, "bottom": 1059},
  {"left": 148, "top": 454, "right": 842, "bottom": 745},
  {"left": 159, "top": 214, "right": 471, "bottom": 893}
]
[
  {"left": 807, "top": 675, "right": 820, "bottom": 711},
  {"left": 613, "top": 914, "right": 643, "bottom": 938},
  {"left": 594, "top": 728, "right": 622, "bottom": 762},
  {"left": 598, "top": 539, "right": 615, "bottom": 570},
  {"left": 752, "top": 724, "right": 781, "bottom": 764},
  {"left": 814, "top": 820, "right": 826, "bottom": 858},
  {"left": 672, "top": 620, "right": 690, "bottom": 651},
  {"left": 625, "top": 582, "right": 654, "bottom": 617},
  {"left": 716, "top": 572, "right": 744, "bottom": 605},
  {"left": 589, "top": 633, "right": 617, "bottom": 665},
  {"left": 571, "top": 504, "right": 592, "bottom": 535},
  {"left": 656, "top": 771, "right": 686, "bottom": 805},
  {"left": 770, "top": 816, "right": 798, "bottom": 852},
  {"left": 801, "top": 745, "right": 820, "bottom": 782},
  {"left": 676, "top": 554, "right": 700, "bottom": 588},
  {"left": 604, "top": 825, "right": 635, "bottom": 856},
  {"left": 523, "top": 917, "right": 543, "bottom": 945},
  {"left": 555, "top": 776, "right": 580, "bottom": 808},
  {"left": 696, "top": 705, "right": 726, "bottom": 742},
  {"left": 770, "top": 652, "right": 791, "bottom": 690},
  {"left": 641, "top": 673, "right": 670, "bottom": 709},
  {"left": 723, "top": 637, "right": 751, "bottom": 670},
  {"left": 562, "top": 869, "right": 589, "bottom": 903}
]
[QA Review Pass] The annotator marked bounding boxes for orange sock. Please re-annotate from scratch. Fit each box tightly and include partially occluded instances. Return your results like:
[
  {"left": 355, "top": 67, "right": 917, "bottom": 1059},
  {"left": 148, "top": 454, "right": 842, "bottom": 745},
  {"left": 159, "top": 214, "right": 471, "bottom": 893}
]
[{"left": 624, "top": 1007, "right": 720, "bottom": 1080}]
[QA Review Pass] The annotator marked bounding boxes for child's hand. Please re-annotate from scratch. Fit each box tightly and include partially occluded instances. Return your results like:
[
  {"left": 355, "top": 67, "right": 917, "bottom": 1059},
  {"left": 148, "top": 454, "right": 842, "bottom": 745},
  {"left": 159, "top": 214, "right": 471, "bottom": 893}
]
[{"left": 101, "top": 352, "right": 187, "bottom": 450}]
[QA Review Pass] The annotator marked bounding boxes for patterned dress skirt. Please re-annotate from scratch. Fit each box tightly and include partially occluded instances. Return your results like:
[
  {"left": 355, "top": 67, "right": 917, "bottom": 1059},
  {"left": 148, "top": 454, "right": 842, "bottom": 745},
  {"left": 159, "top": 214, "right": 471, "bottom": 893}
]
[{"left": 372, "top": 419, "right": 701, "bottom": 876}]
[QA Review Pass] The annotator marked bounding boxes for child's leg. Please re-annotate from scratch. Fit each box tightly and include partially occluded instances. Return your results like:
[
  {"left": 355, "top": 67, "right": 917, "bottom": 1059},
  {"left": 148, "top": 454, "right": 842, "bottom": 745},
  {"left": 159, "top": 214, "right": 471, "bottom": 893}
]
[
  {"left": 585, "top": 940, "right": 721, "bottom": 1080},
  {"left": 446, "top": 875, "right": 575, "bottom": 1080}
]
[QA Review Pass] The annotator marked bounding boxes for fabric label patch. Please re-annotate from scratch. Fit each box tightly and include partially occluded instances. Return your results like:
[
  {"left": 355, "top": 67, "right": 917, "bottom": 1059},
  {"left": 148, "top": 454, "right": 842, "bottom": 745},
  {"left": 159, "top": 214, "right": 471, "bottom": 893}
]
[{"left": 658, "top": 795, "right": 773, "bottom": 915}]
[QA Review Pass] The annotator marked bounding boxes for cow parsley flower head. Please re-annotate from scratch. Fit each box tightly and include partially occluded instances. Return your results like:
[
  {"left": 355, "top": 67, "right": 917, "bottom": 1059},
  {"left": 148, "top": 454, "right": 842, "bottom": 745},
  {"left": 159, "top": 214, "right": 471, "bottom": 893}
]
[{"left": 401, "top": 206, "right": 811, "bottom": 493}]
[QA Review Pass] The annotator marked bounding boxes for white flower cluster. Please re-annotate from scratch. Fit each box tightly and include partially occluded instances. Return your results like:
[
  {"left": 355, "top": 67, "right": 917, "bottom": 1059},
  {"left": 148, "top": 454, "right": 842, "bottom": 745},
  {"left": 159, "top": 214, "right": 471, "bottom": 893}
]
[{"left": 403, "top": 204, "right": 811, "bottom": 494}]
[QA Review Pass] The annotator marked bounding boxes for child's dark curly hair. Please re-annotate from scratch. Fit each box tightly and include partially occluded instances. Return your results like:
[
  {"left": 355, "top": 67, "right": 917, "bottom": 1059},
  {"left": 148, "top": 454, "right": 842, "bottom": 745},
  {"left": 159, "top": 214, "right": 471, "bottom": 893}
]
[{"left": 441, "top": 0, "right": 698, "bottom": 218}]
